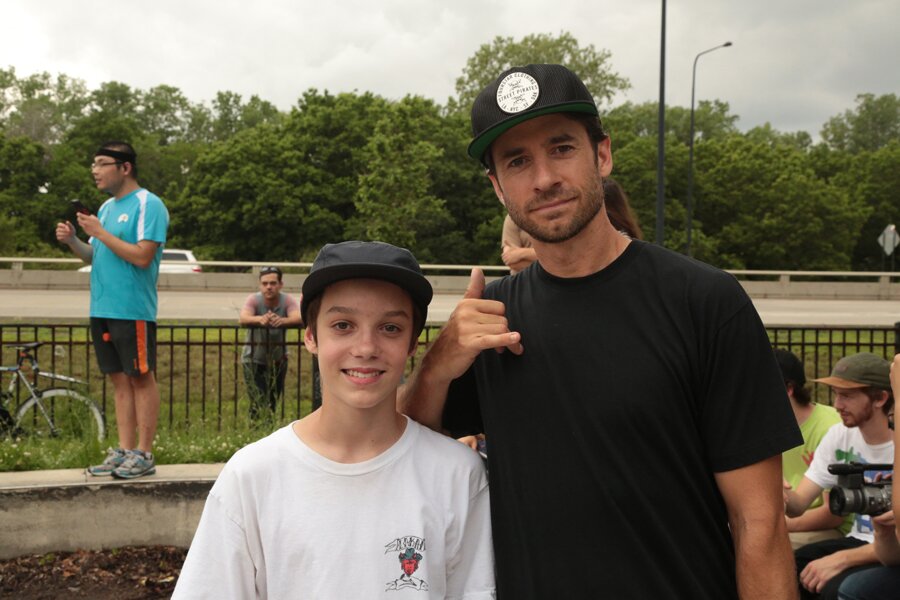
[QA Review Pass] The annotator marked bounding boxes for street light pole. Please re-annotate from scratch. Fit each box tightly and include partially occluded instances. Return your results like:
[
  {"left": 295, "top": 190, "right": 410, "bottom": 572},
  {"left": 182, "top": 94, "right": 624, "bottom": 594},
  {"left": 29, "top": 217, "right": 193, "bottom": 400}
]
[
  {"left": 656, "top": 0, "right": 667, "bottom": 246},
  {"left": 685, "top": 41, "right": 732, "bottom": 257}
]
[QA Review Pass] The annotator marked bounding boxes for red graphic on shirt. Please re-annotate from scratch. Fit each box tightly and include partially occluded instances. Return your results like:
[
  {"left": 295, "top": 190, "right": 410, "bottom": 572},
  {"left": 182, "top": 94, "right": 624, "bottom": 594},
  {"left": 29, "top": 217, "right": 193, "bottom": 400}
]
[{"left": 803, "top": 450, "right": 814, "bottom": 467}]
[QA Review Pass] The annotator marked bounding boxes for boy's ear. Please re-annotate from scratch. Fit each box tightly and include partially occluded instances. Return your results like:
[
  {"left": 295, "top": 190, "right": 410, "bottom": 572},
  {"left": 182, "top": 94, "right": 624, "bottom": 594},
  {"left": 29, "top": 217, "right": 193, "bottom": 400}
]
[{"left": 303, "top": 326, "right": 318, "bottom": 354}]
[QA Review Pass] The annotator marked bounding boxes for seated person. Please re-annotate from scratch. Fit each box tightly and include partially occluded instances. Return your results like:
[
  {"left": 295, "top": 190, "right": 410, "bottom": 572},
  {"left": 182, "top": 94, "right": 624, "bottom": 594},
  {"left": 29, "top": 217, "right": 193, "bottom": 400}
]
[
  {"left": 783, "top": 353, "right": 894, "bottom": 600},
  {"left": 775, "top": 348, "right": 851, "bottom": 548},
  {"left": 834, "top": 353, "right": 900, "bottom": 600},
  {"left": 174, "top": 241, "right": 495, "bottom": 599}
]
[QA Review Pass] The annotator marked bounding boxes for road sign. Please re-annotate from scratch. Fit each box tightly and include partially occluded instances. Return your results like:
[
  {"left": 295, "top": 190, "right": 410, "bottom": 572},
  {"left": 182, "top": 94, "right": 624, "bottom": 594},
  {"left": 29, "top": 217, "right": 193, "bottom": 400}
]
[{"left": 877, "top": 224, "right": 899, "bottom": 256}]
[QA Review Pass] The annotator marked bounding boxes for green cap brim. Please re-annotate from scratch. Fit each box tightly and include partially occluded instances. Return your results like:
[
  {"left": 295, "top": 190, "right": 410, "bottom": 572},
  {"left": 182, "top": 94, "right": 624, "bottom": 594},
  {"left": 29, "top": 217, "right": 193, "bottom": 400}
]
[{"left": 467, "top": 102, "right": 599, "bottom": 162}]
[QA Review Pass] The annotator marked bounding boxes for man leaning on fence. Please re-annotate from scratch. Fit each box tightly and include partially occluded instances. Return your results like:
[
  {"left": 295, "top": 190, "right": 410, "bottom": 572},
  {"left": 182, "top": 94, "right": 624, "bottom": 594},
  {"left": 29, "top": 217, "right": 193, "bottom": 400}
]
[
  {"left": 239, "top": 266, "right": 302, "bottom": 420},
  {"left": 55, "top": 141, "right": 169, "bottom": 480}
]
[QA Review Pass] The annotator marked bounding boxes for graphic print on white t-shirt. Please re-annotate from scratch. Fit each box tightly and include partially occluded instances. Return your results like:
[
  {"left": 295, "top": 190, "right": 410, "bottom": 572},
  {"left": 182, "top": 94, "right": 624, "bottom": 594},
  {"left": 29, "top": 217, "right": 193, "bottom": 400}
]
[{"left": 385, "top": 535, "right": 429, "bottom": 592}]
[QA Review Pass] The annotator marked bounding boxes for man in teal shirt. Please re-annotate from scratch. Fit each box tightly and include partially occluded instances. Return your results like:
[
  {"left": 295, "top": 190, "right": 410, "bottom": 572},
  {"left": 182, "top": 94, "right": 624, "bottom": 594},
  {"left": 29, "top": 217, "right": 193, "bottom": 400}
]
[{"left": 56, "top": 141, "right": 169, "bottom": 479}]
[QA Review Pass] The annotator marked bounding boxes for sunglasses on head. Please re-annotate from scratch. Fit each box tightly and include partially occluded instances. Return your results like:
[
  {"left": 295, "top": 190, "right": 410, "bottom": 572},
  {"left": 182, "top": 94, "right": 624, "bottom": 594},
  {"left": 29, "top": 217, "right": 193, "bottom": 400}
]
[{"left": 260, "top": 266, "right": 282, "bottom": 276}]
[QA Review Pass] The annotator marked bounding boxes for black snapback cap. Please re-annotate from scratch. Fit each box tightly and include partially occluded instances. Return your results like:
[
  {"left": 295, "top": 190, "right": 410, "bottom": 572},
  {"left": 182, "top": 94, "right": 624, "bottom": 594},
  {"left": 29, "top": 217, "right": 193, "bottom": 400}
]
[
  {"left": 301, "top": 241, "right": 433, "bottom": 325},
  {"left": 468, "top": 64, "right": 600, "bottom": 163}
]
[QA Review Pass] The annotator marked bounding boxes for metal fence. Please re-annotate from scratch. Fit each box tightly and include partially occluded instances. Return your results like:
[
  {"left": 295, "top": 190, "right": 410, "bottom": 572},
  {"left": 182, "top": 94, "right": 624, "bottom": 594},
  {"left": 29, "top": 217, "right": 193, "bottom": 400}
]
[
  {"left": 1, "top": 322, "right": 898, "bottom": 434},
  {"left": 0, "top": 323, "right": 439, "bottom": 433}
]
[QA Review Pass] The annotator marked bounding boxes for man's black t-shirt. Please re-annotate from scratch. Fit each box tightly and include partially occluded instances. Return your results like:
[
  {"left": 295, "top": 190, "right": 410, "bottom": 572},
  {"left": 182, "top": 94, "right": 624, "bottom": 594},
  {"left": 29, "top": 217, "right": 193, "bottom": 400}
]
[{"left": 444, "top": 240, "right": 801, "bottom": 599}]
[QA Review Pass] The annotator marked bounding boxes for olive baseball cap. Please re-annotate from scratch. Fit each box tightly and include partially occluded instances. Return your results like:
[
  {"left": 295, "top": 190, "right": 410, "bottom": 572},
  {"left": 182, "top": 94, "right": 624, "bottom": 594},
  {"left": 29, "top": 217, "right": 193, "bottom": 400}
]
[
  {"left": 813, "top": 352, "right": 891, "bottom": 389},
  {"left": 468, "top": 63, "right": 600, "bottom": 163},
  {"left": 300, "top": 241, "right": 433, "bottom": 326}
]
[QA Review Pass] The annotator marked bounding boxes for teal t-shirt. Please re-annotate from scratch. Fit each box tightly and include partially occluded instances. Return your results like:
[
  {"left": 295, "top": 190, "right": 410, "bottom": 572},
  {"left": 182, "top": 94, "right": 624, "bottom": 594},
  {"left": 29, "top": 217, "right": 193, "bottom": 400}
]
[{"left": 89, "top": 188, "right": 169, "bottom": 321}]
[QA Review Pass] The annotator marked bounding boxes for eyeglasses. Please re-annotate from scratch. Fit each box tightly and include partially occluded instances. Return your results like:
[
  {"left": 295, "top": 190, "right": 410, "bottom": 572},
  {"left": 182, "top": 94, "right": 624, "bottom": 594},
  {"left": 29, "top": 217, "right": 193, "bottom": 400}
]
[
  {"left": 90, "top": 160, "right": 123, "bottom": 170},
  {"left": 260, "top": 266, "right": 282, "bottom": 276}
]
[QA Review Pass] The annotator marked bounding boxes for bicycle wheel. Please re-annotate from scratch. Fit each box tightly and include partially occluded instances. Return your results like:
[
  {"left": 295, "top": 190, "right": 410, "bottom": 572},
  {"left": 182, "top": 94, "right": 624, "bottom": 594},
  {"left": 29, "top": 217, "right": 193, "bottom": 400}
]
[{"left": 14, "top": 388, "right": 106, "bottom": 442}]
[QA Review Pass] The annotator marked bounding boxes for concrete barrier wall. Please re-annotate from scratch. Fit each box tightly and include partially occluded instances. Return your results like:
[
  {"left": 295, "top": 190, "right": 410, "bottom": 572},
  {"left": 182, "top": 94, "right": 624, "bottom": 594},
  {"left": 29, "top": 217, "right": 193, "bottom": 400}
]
[
  {"left": 0, "top": 481, "right": 209, "bottom": 559},
  {"left": 0, "top": 270, "right": 897, "bottom": 299},
  {"left": 0, "top": 271, "right": 504, "bottom": 295}
]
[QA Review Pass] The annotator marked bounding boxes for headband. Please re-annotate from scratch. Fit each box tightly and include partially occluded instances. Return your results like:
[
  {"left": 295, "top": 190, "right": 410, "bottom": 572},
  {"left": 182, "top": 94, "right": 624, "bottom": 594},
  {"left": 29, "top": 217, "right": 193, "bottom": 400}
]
[{"left": 95, "top": 148, "right": 136, "bottom": 164}]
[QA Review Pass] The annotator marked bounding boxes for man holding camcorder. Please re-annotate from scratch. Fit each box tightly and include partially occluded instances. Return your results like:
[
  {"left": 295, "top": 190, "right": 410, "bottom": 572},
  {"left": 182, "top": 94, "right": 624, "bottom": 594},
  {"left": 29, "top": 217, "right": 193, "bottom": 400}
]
[{"left": 783, "top": 353, "right": 894, "bottom": 600}]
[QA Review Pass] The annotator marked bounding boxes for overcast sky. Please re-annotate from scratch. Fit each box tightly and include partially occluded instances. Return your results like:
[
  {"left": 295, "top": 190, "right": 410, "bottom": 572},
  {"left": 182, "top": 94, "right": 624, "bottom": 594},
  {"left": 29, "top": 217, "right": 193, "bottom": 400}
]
[{"left": 2, "top": 0, "right": 898, "bottom": 140}]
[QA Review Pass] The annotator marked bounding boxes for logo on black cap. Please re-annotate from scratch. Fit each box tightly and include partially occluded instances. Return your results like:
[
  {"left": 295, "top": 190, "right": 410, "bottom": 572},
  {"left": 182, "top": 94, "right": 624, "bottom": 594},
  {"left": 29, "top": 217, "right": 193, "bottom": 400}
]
[{"left": 496, "top": 72, "right": 540, "bottom": 114}]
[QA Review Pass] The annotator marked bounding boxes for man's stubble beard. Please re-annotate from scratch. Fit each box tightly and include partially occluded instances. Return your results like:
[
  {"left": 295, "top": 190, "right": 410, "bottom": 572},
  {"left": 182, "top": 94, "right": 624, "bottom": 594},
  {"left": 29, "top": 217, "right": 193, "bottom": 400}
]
[{"left": 503, "top": 171, "right": 605, "bottom": 244}]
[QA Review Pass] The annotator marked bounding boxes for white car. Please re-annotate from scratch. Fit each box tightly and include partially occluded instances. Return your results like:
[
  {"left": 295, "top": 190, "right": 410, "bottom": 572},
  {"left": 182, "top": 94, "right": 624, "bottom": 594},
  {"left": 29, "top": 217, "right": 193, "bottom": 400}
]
[{"left": 78, "top": 249, "right": 202, "bottom": 273}]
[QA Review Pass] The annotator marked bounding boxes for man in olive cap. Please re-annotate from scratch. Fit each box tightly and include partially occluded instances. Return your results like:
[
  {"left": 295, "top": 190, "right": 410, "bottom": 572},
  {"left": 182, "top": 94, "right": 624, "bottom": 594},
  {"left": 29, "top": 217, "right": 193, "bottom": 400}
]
[{"left": 784, "top": 352, "right": 894, "bottom": 599}]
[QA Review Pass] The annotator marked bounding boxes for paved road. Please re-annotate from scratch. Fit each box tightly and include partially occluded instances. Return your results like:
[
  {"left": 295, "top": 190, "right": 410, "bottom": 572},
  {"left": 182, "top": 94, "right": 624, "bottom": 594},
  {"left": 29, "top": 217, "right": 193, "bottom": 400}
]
[{"left": 0, "top": 289, "right": 898, "bottom": 327}]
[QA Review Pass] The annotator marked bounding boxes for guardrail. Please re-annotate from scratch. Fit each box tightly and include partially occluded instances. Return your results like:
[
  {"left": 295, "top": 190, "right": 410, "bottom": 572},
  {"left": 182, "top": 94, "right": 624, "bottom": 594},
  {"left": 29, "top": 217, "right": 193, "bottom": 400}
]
[{"left": 4, "top": 257, "right": 900, "bottom": 299}]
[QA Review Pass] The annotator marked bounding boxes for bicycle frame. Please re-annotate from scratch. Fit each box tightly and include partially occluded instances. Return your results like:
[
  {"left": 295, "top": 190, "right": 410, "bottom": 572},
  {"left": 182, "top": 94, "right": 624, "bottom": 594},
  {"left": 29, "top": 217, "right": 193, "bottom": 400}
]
[
  {"left": 1, "top": 347, "right": 85, "bottom": 416},
  {"left": 1, "top": 345, "right": 102, "bottom": 440}
]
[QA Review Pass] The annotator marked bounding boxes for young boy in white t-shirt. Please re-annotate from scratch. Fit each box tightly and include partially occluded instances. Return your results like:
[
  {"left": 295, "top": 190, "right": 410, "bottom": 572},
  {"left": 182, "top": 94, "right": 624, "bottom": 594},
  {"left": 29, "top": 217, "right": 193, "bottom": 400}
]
[{"left": 175, "top": 241, "right": 495, "bottom": 599}]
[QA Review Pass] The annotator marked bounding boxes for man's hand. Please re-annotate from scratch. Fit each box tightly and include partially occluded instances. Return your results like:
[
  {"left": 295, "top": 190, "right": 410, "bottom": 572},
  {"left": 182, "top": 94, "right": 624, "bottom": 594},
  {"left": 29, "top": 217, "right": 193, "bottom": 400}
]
[
  {"left": 75, "top": 212, "right": 104, "bottom": 239},
  {"left": 799, "top": 552, "right": 848, "bottom": 594},
  {"left": 457, "top": 433, "right": 485, "bottom": 451},
  {"left": 501, "top": 246, "right": 537, "bottom": 273},
  {"left": 425, "top": 268, "right": 522, "bottom": 381},
  {"left": 397, "top": 268, "right": 522, "bottom": 430},
  {"left": 266, "top": 311, "right": 284, "bottom": 328},
  {"left": 873, "top": 509, "right": 895, "bottom": 534},
  {"left": 55, "top": 221, "right": 76, "bottom": 245}
]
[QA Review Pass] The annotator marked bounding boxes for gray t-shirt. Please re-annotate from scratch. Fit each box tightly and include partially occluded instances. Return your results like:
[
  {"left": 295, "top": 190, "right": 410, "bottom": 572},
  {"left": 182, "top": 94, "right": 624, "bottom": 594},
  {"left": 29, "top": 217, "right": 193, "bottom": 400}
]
[{"left": 241, "top": 292, "right": 299, "bottom": 364}]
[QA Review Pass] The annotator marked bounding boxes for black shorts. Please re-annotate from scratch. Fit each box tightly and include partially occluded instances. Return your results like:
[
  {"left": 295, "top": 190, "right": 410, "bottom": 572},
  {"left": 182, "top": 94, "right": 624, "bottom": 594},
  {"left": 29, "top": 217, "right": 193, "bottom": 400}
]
[{"left": 90, "top": 318, "right": 157, "bottom": 376}]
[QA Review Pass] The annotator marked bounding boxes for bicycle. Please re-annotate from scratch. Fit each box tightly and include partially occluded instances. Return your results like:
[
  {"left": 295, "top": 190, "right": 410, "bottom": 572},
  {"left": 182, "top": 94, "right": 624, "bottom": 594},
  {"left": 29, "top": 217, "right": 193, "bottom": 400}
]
[{"left": 0, "top": 341, "right": 106, "bottom": 442}]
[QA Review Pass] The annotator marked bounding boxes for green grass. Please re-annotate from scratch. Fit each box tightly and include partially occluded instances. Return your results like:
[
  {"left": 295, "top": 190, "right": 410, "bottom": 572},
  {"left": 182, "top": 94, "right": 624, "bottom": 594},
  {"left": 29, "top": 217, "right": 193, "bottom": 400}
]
[{"left": 0, "top": 420, "right": 290, "bottom": 471}]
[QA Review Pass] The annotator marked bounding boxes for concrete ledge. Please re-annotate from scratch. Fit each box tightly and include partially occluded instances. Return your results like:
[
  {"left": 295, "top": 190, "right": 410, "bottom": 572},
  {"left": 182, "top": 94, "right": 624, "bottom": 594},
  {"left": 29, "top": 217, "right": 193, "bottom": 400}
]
[{"left": 0, "top": 464, "right": 223, "bottom": 559}]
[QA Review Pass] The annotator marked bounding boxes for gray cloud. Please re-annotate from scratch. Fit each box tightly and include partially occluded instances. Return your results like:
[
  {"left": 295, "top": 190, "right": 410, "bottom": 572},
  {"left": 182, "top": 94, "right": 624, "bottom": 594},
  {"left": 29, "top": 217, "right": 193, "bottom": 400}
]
[{"left": 2, "top": 0, "right": 897, "bottom": 139}]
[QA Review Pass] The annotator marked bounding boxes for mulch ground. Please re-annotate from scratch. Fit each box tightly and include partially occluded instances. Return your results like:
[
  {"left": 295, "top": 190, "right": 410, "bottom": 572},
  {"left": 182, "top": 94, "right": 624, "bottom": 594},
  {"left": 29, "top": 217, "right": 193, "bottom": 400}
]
[{"left": 0, "top": 546, "right": 186, "bottom": 599}]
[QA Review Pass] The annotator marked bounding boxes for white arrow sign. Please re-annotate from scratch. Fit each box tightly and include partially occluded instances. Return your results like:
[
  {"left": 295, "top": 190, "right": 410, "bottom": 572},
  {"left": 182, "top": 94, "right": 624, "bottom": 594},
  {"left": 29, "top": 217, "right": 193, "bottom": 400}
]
[{"left": 877, "top": 224, "right": 899, "bottom": 256}]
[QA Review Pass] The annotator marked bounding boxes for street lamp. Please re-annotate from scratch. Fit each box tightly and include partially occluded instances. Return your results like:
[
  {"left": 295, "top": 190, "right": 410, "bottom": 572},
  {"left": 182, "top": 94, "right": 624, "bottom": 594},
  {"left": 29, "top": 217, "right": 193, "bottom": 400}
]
[{"left": 685, "top": 41, "right": 732, "bottom": 257}]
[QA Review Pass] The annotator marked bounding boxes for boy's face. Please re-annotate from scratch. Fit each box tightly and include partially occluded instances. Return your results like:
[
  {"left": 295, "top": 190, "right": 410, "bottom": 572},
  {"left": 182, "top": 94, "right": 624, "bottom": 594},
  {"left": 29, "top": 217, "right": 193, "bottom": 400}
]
[{"left": 304, "top": 278, "right": 416, "bottom": 411}]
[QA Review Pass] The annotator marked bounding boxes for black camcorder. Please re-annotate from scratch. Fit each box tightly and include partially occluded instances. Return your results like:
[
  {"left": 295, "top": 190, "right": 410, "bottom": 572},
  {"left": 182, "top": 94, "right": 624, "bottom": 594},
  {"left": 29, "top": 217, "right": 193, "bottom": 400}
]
[{"left": 828, "top": 462, "right": 893, "bottom": 517}]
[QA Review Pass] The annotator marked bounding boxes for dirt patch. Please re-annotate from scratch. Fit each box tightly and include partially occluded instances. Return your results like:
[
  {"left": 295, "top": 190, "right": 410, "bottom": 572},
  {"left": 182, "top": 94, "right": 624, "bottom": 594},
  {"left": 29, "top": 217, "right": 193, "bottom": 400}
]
[{"left": 0, "top": 546, "right": 186, "bottom": 599}]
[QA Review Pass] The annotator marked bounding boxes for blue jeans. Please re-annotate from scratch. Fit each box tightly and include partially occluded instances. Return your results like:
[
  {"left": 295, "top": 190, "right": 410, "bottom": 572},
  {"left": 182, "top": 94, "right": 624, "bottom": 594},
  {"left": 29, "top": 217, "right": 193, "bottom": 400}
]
[{"left": 837, "top": 566, "right": 900, "bottom": 600}]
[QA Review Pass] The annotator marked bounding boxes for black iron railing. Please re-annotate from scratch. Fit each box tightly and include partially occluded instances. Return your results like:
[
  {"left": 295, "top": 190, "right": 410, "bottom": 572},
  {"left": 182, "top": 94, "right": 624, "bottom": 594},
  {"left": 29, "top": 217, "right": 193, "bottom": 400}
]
[{"left": 1, "top": 322, "right": 897, "bottom": 434}]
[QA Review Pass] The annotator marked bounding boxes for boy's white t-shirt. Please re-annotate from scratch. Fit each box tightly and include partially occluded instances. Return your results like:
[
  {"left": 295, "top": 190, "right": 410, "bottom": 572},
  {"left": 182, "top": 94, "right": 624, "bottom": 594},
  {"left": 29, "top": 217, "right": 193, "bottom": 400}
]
[
  {"left": 174, "top": 417, "right": 495, "bottom": 599},
  {"left": 803, "top": 423, "right": 893, "bottom": 542}
]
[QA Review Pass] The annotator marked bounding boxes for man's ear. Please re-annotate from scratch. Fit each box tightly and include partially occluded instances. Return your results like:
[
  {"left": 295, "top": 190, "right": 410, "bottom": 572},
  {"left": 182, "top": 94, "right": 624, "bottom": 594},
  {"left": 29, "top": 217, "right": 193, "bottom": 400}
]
[
  {"left": 873, "top": 389, "right": 889, "bottom": 409},
  {"left": 303, "top": 326, "right": 318, "bottom": 355},
  {"left": 596, "top": 137, "right": 613, "bottom": 177},
  {"left": 488, "top": 172, "right": 505, "bottom": 205}
]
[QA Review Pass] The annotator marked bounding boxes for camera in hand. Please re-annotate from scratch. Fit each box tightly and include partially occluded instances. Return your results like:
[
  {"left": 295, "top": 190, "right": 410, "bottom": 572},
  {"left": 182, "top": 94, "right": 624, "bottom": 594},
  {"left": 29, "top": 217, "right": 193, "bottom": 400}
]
[{"left": 827, "top": 462, "right": 892, "bottom": 516}]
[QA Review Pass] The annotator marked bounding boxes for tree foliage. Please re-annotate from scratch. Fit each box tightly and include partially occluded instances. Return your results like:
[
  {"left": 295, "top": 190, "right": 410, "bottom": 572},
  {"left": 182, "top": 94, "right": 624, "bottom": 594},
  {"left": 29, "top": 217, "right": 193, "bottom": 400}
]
[
  {"left": 822, "top": 93, "right": 900, "bottom": 153},
  {"left": 451, "top": 32, "right": 630, "bottom": 114},
  {"left": 0, "top": 34, "right": 896, "bottom": 272}
]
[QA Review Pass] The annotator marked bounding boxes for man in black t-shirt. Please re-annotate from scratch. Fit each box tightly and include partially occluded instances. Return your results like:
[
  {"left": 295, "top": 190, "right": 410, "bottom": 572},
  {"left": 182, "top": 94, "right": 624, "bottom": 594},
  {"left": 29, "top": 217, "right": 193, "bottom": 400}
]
[{"left": 399, "top": 64, "right": 802, "bottom": 599}]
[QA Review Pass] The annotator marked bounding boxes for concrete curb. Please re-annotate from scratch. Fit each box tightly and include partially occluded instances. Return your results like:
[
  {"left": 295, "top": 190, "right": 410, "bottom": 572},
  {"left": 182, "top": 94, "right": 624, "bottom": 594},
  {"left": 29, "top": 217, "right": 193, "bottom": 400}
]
[{"left": 0, "top": 464, "right": 223, "bottom": 559}]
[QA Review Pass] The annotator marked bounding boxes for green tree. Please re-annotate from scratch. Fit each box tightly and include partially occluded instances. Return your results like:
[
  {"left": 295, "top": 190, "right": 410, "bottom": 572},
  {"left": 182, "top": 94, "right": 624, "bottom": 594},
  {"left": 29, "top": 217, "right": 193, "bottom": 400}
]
[
  {"left": 175, "top": 91, "right": 390, "bottom": 260},
  {"left": 0, "top": 133, "right": 62, "bottom": 255},
  {"left": 0, "top": 69, "right": 89, "bottom": 146},
  {"left": 605, "top": 100, "right": 738, "bottom": 151},
  {"left": 451, "top": 32, "right": 629, "bottom": 114},
  {"left": 347, "top": 97, "right": 457, "bottom": 261},
  {"left": 822, "top": 93, "right": 900, "bottom": 153},
  {"left": 696, "top": 135, "right": 869, "bottom": 269},
  {"left": 832, "top": 141, "right": 900, "bottom": 270}
]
